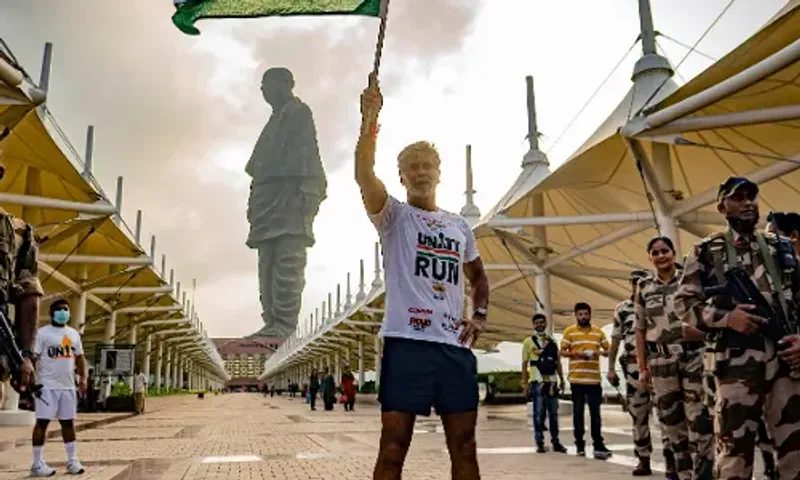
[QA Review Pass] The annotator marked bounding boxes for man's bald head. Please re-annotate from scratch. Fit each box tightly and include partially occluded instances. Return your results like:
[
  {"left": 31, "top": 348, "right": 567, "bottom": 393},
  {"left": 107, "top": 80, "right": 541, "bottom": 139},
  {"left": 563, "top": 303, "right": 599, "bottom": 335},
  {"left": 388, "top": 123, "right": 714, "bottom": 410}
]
[
  {"left": 263, "top": 67, "right": 294, "bottom": 89},
  {"left": 261, "top": 68, "right": 295, "bottom": 106}
]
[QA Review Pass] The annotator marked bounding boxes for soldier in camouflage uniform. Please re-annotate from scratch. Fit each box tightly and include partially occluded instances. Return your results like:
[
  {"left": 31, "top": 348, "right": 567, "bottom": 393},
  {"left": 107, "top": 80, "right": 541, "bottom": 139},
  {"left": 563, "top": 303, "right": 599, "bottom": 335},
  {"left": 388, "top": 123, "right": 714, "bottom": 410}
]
[
  {"left": 636, "top": 236, "right": 714, "bottom": 480},
  {"left": 0, "top": 148, "right": 44, "bottom": 402},
  {"left": 702, "top": 351, "right": 776, "bottom": 479},
  {"left": 608, "top": 269, "right": 676, "bottom": 478},
  {"left": 675, "top": 177, "right": 800, "bottom": 480}
]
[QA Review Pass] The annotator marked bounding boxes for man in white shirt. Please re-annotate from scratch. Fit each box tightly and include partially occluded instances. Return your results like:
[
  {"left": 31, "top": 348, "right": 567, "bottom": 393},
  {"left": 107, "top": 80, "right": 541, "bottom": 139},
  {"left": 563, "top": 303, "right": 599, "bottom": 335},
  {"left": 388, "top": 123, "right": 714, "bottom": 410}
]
[
  {"left": 355, "top": 74, "right": 490, "bottom": 479},
  {"left": 132, "top": 365, "right": 147, "bottom": 414},
  {"left": 30, "top": 298, "right": 87, "bottom": 477}
]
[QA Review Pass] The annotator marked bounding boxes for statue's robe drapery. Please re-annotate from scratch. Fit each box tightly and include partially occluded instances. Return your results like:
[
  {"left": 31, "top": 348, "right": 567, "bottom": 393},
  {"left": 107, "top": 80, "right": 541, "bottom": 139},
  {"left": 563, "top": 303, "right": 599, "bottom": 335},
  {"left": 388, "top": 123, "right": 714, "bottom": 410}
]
[{"left": 246, "top": 97, "right": 327, "bottom": 247}]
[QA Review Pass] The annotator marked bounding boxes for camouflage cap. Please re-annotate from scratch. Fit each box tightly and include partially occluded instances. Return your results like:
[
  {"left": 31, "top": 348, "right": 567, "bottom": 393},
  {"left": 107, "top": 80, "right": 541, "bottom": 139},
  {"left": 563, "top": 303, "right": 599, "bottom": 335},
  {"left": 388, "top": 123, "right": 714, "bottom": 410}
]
[{"left": 717, "top": 176, "right": 758, "bottom": 202}]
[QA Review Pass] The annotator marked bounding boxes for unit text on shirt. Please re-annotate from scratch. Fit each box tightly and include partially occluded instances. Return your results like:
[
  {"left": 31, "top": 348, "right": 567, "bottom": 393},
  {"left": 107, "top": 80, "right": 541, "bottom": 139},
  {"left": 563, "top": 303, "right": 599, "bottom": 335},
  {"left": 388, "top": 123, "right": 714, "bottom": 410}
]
[{"left": 34, "top": 324, "right": 83, "bottom": 391}]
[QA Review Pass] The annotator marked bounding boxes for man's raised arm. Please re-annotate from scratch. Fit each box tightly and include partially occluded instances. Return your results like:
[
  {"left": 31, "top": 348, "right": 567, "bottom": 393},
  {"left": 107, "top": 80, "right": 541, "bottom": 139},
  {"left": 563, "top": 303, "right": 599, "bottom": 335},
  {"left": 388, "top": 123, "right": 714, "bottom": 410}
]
[{"left": 355, "top": 74, "right": 388, "bottom": 216}]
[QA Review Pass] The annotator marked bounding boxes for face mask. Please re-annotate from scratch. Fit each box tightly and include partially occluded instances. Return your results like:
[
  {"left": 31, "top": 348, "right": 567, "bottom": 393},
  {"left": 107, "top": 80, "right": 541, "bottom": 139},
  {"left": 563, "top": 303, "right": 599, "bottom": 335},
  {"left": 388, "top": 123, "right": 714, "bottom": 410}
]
[{"left": 53, "top": 310, "right": 70, "bottom": 325}]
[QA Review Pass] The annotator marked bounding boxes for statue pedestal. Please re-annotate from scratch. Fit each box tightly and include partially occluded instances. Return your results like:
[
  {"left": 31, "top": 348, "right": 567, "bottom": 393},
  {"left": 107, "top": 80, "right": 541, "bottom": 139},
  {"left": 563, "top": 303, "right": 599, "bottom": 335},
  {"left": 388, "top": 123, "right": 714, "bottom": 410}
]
[{"left": 0, "top": 382, "right": 34, "bottom": 426}]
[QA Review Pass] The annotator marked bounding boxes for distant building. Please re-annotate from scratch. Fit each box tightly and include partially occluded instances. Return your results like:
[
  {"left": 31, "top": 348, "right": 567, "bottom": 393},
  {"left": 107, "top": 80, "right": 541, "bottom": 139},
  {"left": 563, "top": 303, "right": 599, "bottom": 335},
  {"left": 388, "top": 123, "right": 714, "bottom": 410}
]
[{"left": 211, "top": 337, "right": 283, "bottom": 387}]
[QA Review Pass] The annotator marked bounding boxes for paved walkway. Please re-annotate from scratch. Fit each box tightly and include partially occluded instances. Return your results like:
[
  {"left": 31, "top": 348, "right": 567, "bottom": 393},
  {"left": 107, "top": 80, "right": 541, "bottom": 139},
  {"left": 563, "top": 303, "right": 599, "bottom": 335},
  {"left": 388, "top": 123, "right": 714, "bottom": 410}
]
[{"left": 0, "top": 393, "right": 676, "bottom": 479}]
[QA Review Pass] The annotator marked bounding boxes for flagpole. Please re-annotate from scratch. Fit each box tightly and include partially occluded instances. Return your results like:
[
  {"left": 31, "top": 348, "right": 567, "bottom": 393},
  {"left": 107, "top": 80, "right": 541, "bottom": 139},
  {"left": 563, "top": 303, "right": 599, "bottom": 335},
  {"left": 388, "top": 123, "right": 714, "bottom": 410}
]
[{"left": 372, "top": 0, "right": 390, "bottom": 77}]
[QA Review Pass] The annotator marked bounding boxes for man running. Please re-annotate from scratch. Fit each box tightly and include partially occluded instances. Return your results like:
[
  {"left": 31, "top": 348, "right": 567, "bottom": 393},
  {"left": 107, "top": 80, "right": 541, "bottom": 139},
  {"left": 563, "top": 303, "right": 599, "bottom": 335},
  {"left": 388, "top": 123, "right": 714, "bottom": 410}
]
[
  {"left": 31, "top": 298, "right": 86, "bottom": 476},
  {"left": 356, "top": 74, "right": 489, "bottom": 480}
]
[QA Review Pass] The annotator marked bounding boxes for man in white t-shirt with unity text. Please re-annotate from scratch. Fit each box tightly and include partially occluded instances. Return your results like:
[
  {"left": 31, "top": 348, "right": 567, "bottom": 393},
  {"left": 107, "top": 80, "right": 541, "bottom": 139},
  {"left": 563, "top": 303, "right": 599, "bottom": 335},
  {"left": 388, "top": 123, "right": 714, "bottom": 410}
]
[
  {"left": 31, "top": 298, "right": 87, "bottom": 477},
  {"left": 356, "top": 74, "right": 490, "bottom": 480}
]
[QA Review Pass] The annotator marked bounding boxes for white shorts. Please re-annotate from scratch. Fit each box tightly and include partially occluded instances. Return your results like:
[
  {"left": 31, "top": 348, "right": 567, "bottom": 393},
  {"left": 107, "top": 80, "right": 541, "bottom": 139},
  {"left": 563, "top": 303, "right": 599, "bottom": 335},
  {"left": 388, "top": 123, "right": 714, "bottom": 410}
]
[{"left": 35, "top": 389, "right": 77, "bottom": 421}]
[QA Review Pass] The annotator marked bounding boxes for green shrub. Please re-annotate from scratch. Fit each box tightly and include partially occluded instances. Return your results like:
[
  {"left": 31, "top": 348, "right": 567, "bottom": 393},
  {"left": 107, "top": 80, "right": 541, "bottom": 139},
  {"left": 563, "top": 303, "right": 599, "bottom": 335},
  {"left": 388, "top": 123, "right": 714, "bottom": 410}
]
[
  {"left": 110, "top": 382, "right": 131, "bottom": 397},
  {"left": 481, "top": 370, "right": 523, "bottom": 394},
  {"left": 360, "top": 380, "right": 376, "bottom": 394}
]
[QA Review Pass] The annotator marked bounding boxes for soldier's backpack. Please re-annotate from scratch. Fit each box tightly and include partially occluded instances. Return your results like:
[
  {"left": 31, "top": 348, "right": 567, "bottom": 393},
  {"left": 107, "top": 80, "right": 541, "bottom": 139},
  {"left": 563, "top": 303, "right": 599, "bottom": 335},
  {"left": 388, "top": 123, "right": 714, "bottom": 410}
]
[{"left": 532, "top": 336, "right": 559, "bottom": 376}]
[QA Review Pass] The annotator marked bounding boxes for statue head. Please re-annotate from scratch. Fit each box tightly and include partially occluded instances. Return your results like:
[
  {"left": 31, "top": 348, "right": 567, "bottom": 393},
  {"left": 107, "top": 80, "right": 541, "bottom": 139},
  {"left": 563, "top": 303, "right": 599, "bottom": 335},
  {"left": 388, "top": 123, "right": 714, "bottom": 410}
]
[
  {"left": 261, "top": 67, "right": 295, "bottom": 107},
  {"left": 397, "top": 141, "right": 441, "bottom": 202}
]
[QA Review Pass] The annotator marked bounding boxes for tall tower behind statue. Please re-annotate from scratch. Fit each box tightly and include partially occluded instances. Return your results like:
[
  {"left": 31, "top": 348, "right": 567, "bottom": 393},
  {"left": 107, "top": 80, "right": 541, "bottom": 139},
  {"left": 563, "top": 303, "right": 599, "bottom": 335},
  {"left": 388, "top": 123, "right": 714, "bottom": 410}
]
[{"left": 245, "top": 68, "right": 327, "bottom": 339}]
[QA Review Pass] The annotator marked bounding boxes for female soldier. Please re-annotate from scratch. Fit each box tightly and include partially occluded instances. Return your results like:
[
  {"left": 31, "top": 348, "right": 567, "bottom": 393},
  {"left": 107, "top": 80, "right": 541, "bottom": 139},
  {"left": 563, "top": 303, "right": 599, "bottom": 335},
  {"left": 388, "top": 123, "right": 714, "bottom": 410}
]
[{"left": 635, "top": 236, "right": 714, "bottom": 480}]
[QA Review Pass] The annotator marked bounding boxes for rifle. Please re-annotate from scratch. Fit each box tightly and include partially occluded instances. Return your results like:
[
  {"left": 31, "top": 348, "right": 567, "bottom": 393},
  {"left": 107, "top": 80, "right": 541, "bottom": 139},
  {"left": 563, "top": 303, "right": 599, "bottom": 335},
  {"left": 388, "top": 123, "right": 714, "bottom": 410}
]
[
  {"left": 704, "top": 266, "right": 799, "bottom": 374},
  {"left": 609, "top": 378, "right": 629, "bottom": 413},
  {"left": 608, "top": 360, "right": 629, "bottom": 414}
]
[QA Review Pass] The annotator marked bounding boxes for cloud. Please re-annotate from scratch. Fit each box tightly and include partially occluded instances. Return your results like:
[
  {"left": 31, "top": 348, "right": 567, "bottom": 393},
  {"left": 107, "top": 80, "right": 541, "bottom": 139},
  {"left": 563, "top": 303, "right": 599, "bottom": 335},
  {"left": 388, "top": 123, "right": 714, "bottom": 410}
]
[{"left": 0, "top": 0, "right": 481, "bottom": 336}]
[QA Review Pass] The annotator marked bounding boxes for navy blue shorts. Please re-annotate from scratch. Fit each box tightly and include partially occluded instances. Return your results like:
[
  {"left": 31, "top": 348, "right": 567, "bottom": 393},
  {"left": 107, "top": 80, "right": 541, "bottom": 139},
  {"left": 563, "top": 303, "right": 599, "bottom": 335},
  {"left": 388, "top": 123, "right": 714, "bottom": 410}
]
[{"left": 378, "top": 337, "right": 478, "bottom": 416}]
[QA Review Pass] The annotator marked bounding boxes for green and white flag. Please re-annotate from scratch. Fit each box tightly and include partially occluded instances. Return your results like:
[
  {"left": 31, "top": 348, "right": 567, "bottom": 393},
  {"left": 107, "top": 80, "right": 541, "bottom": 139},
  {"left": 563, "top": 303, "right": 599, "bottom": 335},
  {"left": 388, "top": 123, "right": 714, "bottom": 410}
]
[{"left": 172, "top": 0, "right": 384, "bottom": 35}]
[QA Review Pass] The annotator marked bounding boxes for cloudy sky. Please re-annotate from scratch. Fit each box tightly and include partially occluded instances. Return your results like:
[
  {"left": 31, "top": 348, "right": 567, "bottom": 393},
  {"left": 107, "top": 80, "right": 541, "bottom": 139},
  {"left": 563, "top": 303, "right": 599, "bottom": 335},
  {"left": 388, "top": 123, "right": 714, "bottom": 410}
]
[{"left": 0, "top": 0, "right": 786, "bottom": 338}]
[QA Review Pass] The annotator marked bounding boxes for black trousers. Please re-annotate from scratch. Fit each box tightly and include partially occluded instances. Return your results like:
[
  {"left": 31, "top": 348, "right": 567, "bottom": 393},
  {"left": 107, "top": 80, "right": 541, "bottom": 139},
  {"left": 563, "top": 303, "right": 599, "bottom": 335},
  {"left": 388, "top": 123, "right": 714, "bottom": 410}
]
[
  {"left": 309, "top": 388, "right": 318, "bottom": 410},
  {"left": 571, "top": 383, "right": 604, "bottom": 448}
]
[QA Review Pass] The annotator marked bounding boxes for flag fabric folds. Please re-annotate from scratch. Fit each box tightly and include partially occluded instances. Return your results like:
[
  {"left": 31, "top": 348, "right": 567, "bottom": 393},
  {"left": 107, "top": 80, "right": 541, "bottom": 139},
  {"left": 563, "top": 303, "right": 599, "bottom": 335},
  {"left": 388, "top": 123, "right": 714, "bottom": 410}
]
[{"left": 172, "top": 0, "right": 383, "bottom": 35}]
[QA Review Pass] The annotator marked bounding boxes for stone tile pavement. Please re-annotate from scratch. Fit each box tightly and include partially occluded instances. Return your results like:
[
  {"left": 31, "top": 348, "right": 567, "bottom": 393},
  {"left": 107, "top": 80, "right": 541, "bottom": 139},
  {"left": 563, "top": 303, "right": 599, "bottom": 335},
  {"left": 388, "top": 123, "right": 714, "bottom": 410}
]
[{"left": 0, "top": 393, "right": 682, "bottom": 478}]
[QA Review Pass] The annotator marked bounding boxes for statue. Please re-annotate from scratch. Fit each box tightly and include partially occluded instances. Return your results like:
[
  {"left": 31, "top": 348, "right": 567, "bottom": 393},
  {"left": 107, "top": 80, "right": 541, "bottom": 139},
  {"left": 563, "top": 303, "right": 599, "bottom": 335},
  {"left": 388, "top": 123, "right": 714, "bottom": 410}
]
[{"left": 245, "top": 68, "right": 327, "bottom": 338}]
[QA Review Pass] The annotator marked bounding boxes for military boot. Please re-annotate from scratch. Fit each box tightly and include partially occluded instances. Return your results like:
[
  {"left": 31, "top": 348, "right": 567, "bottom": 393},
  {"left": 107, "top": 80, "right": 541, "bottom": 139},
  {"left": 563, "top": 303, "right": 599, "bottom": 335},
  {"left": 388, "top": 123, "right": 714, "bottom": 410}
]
[
  {"left": 632, "top": 457, "right": 652, "bottom": 476},
  {"left": 663, "top": 449, "right": 679, "bottom": 480},
  {"left": 762, "top": 450, "right": 777, "bottom": 480},
  {"left": 695, "top": 458, "right": 714, "bottom": 480}
]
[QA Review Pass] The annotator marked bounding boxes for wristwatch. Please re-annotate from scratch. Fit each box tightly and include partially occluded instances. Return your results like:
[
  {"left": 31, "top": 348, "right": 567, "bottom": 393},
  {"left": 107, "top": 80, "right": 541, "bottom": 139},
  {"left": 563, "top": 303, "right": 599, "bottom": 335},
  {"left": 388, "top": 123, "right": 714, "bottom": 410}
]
[
  {"left": 473, "top": 307, "right": 487, "bottom": 319},
  {"left": 21, "top": 349, "right": 33, "bottom": 360}
]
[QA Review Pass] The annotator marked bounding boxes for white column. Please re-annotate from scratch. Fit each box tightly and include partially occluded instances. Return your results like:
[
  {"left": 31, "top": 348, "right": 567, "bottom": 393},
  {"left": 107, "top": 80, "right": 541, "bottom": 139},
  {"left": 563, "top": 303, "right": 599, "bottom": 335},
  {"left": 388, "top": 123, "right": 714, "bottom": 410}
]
[
  {"left": 165, "top": 348, "right": 172, "bottom": 390},
  {"left": 155, "top": 341, "right": 163, "bottom": 393},
  {"left": 531, "top": 191, "right": 554, "bottom": 334},
  {"left": 372, "top": 242, "right": 383, "bottom": 289},
  {"left": 143, "top": 334, "right": 152, "bottom": 385},
  {"left": 127, "top": 326, "right": 137, "bottom": 390},
  {"left": 103, "top": 311, "right": 117, "bottom": 344},
  {"left": 651, "top": 143, "right": 681, "bottom": 255},
  {"left": 536, "top": 273, "right": 553, "bottom": 334},
  {"left": 173, "top": 352, "right": 180, "bottom": 389},
  {"left": 358, "top": 339, "right": 365, "bottom": 387},
  {"left": 180, "top": 358, "right": 186, "bottom": 389},
  {"left": 335, "top": 352, "right": 341, "bottom": 384},
  {"left": 73, "top": 292, "right": 87, "bottom": 333}
]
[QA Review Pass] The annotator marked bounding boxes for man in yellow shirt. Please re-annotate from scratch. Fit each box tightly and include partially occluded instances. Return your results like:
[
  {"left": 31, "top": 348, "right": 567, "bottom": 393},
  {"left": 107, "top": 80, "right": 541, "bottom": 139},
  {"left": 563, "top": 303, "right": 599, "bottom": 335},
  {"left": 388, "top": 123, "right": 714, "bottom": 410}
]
[
  {"left": 521, "top": 314, "right": 567, "bottom": 454},
  {"left": 560, "top": 302, "right": 612, "bottom": 459}
]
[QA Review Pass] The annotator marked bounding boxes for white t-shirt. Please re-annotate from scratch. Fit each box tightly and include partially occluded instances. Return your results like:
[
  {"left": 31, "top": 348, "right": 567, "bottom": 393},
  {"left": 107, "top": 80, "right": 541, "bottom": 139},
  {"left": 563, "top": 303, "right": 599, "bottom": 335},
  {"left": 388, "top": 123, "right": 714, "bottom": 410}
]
[
  {"left": 133, "top": 373, "right": 147, "bottom": 393},
  {"left": 34, "top": 324, "right": 83, "bottom": 391},
  {"left": 370, "top": 195, "right": 479, "bottom": 348}
]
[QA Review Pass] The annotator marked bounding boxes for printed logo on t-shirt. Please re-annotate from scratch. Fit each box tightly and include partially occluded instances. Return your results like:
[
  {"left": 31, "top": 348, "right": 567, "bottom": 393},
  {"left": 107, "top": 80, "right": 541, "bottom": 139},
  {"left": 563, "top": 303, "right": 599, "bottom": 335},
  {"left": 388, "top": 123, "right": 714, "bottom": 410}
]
[
  {"left": 442, "top": 312, "right": 460, "bottom": 334},
  {"left": 408, "top": 316, "right": 432, "bottom": 332},
  {"left": 47, "top": 335, "right": 76, "bottom": 359},
  {"left": 414, "top": 232, "right": 461, "bottom": 286},
  {"left": 408, "top": 307, "right": 434, "bottom": 315},
  {"left": 417, "top": 213, "right": 448, "bottom": 232},
  {"left": 432, "top": 283, "right": 447, "bottom": 300}
]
